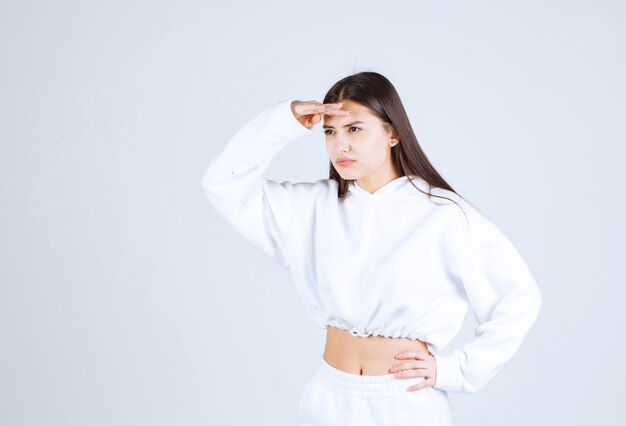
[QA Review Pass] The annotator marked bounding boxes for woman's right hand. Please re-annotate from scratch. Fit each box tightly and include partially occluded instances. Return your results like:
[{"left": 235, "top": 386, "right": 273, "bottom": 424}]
[{"left": 290, "top": 100, "right": 351, "bottom": 129}]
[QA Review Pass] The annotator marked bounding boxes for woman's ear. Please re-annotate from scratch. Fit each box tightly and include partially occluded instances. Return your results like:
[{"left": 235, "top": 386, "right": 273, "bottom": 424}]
[
  {"left": 390, "top": 127, "right": 400, "bottom": 147},
  {"left": 389, "top": 125, "right": 400, "bottom": 143}
]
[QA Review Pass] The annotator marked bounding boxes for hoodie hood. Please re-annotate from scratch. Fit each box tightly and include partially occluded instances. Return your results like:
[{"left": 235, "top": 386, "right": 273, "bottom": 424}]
[{"left": 347, "top": 174, "right": 431, "bottom": 201}]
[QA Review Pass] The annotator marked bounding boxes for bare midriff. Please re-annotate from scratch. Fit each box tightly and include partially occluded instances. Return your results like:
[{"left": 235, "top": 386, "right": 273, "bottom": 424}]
[{"left": 323, "top": 325, "right": 431, "bottom": 376}]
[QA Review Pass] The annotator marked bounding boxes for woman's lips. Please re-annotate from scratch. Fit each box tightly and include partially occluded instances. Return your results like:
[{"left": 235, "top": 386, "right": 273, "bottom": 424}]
[{"left": 336, "top": 159, "right": 356, "bottom": 166}]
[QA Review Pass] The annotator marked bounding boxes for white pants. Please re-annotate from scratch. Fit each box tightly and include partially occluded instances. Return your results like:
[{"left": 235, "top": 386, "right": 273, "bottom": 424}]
[{"left": 298, "top": 356, "right": 453, "bottom": 426}]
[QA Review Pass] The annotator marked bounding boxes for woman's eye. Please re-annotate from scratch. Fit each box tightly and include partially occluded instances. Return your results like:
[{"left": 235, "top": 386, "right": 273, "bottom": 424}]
[{"left": 324, "top": 127, "right": 360, "bottom": 136}]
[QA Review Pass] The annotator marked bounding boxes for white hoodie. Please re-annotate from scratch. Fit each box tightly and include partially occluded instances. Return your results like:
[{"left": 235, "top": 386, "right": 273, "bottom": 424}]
[{"left": 201, "top": 97, "right": 543, "bottom": 393}]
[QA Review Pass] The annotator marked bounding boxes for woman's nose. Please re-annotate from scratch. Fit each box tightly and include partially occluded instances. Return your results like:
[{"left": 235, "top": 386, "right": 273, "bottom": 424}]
[{"left": 332, "top": 138, "right": 349, "bottom": 153}]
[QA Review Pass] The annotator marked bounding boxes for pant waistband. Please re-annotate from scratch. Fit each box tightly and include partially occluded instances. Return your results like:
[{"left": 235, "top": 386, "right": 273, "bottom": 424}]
[{"left": 314, "top": 355, "right": 426, "bottom": 398}]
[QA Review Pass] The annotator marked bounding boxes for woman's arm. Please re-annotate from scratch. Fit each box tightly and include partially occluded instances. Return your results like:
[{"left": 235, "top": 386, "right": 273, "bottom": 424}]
[
  {"left": 200, "top": 97, "right": 313, "bottom": 269},
  {"left": 433, "top": 221, "right": 543, "bottom": 393}
]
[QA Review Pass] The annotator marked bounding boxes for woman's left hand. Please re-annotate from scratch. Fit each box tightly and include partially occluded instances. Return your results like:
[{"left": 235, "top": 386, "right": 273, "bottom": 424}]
[{"left": 389, "top": 350, "right": 437, "bottom": 392}]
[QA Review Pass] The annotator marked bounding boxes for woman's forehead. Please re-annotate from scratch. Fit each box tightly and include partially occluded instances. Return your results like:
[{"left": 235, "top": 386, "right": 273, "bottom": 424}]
[
  {"left": 335, "top": 99, "right": 368, "bottom": 113},
  {"left": 324, "top": 102, "right": 374, "bottom": 126}
]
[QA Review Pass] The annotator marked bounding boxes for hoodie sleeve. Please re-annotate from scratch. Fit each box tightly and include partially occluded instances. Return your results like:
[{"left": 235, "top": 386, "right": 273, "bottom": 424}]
[
  {"left": 432, "top": 220, "right": 543, "bottom": 393},
  {"left": 200, "top": 97, "right": 313, "bottom": 269}
]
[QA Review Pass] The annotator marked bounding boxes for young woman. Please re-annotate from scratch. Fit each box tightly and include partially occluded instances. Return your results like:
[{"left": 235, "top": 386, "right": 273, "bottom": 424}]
[{"left": 201, "top": 71, "right": 542, "bottom": 425}]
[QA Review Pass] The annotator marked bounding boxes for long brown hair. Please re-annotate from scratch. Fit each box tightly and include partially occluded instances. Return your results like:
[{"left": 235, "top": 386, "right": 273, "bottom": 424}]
[{"left": 323, "top": 71, "right": 481, "bottom": 222}]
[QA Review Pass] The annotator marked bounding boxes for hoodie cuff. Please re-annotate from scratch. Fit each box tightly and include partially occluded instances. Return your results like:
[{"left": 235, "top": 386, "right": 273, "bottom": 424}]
[
  {"left": 433, "top": 352, "right": 461, "bottom": 392},
  {"left": 271, "top": 97, "right": 315, "bottom": 141}
]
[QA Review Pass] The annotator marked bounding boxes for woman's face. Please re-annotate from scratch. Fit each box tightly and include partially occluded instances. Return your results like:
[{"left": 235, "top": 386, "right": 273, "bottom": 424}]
[{"left": 323, "top": 99, "right": 399, "bottom": 188}]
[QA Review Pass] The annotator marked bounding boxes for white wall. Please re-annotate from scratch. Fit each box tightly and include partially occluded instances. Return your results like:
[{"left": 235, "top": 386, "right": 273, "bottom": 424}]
[{"left": 1, "top": 0, "right": 624, "bottom": 425}]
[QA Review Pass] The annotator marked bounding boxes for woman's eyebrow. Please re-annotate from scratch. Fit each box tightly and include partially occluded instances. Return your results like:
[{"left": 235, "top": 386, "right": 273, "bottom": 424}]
[{"left": 322, "top": 120, "right": 365, "bottom": 129}]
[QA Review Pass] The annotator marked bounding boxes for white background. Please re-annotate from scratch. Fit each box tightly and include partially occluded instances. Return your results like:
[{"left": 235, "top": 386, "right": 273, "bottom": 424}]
[{"left": 1, "top": 0, "right": 624, "bottom": 425}]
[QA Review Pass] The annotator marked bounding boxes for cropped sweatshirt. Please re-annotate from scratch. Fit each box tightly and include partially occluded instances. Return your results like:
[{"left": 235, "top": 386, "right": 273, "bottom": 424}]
[{"left": 200, "top": 97, "right": 543, "bottom": 393}]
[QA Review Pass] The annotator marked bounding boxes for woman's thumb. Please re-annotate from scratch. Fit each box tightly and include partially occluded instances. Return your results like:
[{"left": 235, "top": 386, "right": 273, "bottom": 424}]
[{"left": 310, "top": 113, "right": 322, "bottom": 126}]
